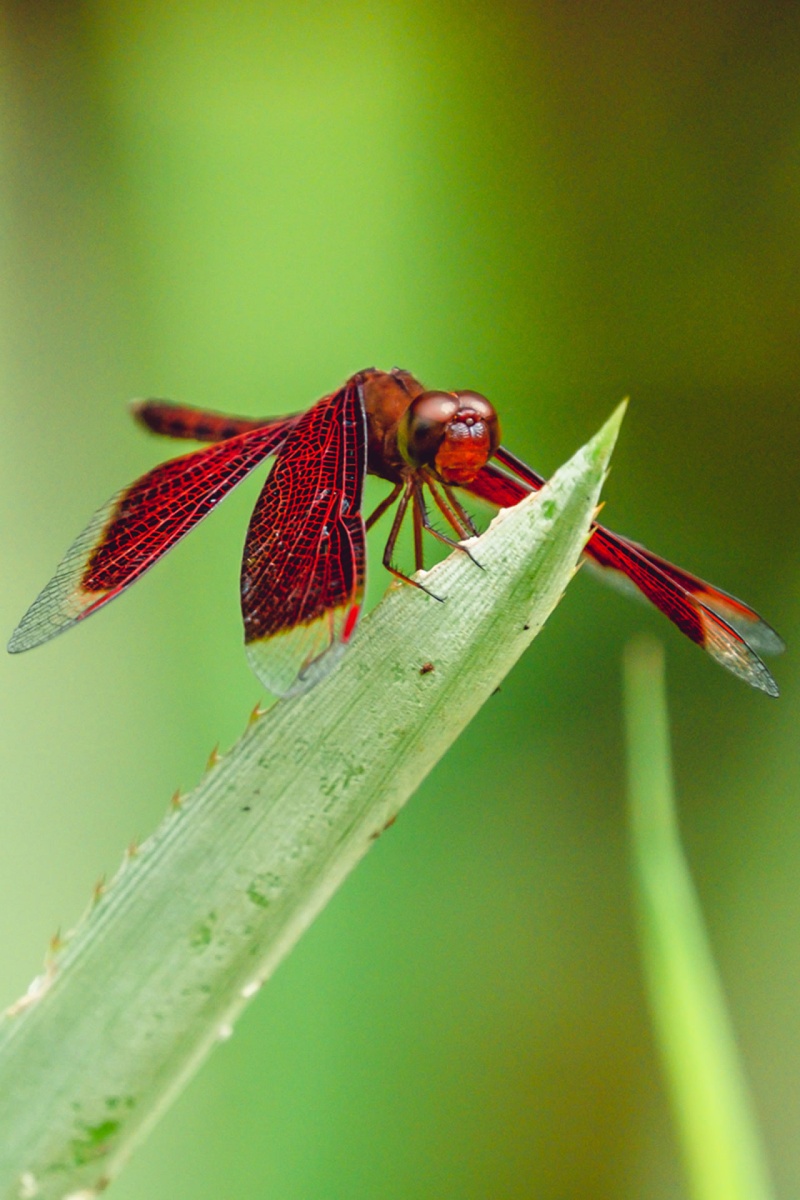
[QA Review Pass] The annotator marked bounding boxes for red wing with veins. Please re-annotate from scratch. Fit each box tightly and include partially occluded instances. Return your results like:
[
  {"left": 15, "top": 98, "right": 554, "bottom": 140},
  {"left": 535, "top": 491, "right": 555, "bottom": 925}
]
[
  {"left": 465, "top": 448, "right": 782, "bottom": 696},
  {"left": 241, "top": 381, "right": 367, "bottom": 697},
  {"left": 8, "top": 421, "right": 294, "bottom": 653}
]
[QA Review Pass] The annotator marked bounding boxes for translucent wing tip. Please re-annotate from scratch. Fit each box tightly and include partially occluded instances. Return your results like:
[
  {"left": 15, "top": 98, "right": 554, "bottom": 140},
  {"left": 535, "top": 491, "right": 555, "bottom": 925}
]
[
  {"left": 758, "top": 624, "right": 786, "bottom": 657},
  {"left": 8, "top": 610, "right": 56, "bottom": 654},
  {"left": 245, "top": 602, "right": 361, "bottom": 698},
  {"left": 7, "top": 501, "right": 117, "bottom": 653},
  {"left": 700, "top": 605, "right": 780, "bottom": 697},
  {"left": 705, "top": 605, "right": 785, "bottom": 658},
  {"left": 8, "top": 582, "right": 106, "bottom": 654}
]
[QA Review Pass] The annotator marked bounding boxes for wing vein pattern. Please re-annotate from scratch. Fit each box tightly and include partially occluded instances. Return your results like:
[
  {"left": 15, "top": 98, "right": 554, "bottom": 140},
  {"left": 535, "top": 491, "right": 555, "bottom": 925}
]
[
  {"left": 465, "top": 450, "right": 780, "bottom": 696},
  {"left": 241, "top": 381, "right": 367, "bottom": 696},
  {"left": 8, "top": 423, "right": 291, "bottom": 652}
]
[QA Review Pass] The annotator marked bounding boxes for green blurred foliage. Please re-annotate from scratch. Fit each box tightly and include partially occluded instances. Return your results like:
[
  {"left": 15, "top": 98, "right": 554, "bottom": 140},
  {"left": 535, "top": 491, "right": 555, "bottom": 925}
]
[{"left": 0, "top": 2, "right": 798, "bottom": 1197}]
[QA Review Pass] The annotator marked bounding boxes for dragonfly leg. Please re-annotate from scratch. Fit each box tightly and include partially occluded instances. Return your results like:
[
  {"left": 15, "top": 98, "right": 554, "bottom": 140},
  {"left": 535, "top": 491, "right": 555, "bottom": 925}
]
[
  {"left": 413, "top": 494, "right": 424, "bottom": 572},
  {"left": 365, "top": 482, "right": 403, "bottom": 531},
  {"left": 413, "top": 480, "right": 482, "bottom": 568},
  {"left": 425, "top": 478, "right": 471, "bottom": 537},
  {"left": 382, "top": 479, "right": 444, "bottom": 600},
  {"left": 441, "top": 482, "right": 480, "bottom": 537}
]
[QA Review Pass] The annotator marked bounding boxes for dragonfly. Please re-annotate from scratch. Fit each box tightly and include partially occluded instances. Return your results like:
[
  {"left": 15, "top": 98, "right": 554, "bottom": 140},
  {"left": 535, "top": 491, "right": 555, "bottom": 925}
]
[{"left": 8, "top": 367, "right": 783, "bottom": 697}]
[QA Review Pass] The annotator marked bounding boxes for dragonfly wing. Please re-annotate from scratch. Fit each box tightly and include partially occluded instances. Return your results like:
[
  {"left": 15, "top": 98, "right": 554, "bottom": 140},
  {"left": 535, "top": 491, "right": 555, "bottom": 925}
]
[
  {"left": 605, "top": 537, "right": 785, "bottom": 657},
  {"left": 8, "top": 423, "right": 289, "bottom": 653},
  {"left": 466, "top": 456, "right": 780, "bottom": 696},
  {"left": 241, "top": 381, "right": 367, "bottom": 697},
  {"left": 588, "top": 528, "right": 779, "bottom": 696}
]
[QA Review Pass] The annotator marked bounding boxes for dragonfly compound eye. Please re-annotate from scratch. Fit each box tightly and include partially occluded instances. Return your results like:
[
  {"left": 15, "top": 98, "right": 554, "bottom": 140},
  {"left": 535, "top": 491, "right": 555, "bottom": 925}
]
[{"left": 397, "top": 391, "right": 459, "bottom": 468}]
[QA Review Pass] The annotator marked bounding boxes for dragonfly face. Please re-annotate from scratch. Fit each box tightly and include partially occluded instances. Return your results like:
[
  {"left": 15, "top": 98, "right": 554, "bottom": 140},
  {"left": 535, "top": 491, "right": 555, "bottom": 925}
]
[
  {"left": 396, "top": 389, "right": 500, "bottom": 485},
  {"left": 358, "top": 369, "right": 500, "bottom": 487}
]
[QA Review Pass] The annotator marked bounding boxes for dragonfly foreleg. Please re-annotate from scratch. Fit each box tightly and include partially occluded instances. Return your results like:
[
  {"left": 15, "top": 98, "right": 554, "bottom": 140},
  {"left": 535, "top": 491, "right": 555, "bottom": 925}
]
[
  {"left": 381, "top": 480, "right": 444, "bottom": 600},
  {"left": 365, "top": 482, "right": 403, "bottom": 531},
  {"left": 413, "top": 480, "right": 482, "bottom": 569},
  {"left": 441, "top": 482, "right": 480, "bottom": 537}
]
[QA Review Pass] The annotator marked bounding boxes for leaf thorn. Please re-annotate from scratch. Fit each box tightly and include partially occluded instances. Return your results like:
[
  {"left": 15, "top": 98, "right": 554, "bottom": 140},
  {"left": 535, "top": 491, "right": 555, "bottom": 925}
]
[{"left": 248, "top": 701, "right": 268, "bottom": 726}]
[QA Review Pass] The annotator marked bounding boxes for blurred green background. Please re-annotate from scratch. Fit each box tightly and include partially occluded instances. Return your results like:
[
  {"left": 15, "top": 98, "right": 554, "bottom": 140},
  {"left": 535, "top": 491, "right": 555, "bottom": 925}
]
[{"left": 1, "top": 2, "right": 798, "bottom": 1196}]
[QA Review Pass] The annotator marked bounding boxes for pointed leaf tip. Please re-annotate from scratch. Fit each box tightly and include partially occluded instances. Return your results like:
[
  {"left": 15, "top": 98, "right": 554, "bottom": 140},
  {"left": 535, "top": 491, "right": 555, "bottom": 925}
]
[{"left": 587, "top": 398, "right": 628, "bottom": 468}]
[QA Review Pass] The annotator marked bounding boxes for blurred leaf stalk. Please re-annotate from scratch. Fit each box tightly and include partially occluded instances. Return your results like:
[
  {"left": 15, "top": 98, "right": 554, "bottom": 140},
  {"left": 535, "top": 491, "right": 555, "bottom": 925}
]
[{"left": 625, "top": 637, "right": 775, "bottom": 1200}]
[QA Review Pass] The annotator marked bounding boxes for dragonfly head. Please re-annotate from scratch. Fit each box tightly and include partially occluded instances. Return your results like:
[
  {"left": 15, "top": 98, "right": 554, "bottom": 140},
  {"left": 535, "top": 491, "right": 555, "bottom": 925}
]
[{"left": 397, "top": 390, "right": 500, "bottom": 485}]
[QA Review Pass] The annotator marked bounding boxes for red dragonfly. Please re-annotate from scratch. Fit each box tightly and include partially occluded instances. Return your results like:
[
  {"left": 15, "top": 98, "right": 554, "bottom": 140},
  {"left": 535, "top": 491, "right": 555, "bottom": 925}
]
[{"left": 8, "top": 368, "right": 783, "bottom": 697}]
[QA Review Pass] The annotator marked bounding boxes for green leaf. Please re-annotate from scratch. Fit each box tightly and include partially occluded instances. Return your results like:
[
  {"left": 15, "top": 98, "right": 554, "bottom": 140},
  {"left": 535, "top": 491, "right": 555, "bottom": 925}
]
[
  {"left": 0, "top": 404, "right": 624, "bottom": 1199},
  {"left": 624, "top": 636, "right": 775, "bottom": 1200}
]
